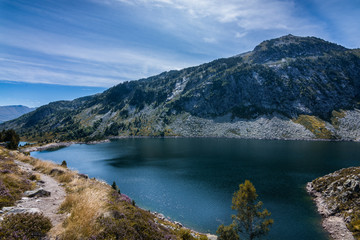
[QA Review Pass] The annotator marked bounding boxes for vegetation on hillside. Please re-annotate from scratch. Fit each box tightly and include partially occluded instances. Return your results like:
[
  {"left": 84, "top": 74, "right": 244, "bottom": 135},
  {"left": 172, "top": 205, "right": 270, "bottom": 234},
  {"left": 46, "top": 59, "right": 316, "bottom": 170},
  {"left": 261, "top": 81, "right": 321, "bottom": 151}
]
[
  {"left": 0, "top": 129, "right": 20, "bottom": 150},
  {"left": 0, "top": 212, "right": 52, "bottom": 240}
]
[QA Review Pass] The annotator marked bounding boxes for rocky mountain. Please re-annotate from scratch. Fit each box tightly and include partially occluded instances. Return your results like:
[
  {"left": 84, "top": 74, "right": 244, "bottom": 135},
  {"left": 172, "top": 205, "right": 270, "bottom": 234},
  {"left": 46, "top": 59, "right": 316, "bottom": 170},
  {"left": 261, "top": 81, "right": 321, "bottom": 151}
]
[
  {"left": 1, "top": 35, "right": 360, "bottom": 141},
  {"left": 0, "top": 105, "right": 35, "bottom": 123}
]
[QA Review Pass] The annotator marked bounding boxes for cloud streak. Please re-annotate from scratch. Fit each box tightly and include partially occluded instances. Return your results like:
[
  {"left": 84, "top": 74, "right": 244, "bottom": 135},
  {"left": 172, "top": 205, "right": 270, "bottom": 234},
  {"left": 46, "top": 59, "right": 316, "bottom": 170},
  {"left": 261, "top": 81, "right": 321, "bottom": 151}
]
[{"left": 115, "top": 0, "right": 319, "bottom": 31}]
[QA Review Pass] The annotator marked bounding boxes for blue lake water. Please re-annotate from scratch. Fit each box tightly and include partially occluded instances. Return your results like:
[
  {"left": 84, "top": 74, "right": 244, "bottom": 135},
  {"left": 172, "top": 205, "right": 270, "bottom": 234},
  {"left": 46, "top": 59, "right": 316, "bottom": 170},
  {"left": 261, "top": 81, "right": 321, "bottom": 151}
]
[{"left": 31, "top": 138, "right": 360, "bottom": 239}]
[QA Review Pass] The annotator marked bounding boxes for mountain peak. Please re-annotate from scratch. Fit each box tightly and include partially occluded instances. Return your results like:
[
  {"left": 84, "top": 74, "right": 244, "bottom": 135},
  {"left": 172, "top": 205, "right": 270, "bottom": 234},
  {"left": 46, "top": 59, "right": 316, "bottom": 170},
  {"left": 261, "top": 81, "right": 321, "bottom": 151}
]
[{"left": 250, "top": 34, "right": 347, "bottom": 64}]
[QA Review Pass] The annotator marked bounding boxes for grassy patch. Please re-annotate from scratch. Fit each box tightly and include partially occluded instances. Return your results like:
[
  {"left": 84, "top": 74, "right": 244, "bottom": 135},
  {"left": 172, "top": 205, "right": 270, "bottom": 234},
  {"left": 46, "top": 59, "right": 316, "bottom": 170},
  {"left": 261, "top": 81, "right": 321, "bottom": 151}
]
[
  {"left": 0, "top": 212, "right": 52, "bottom": 240},
  {"left": 293, "top": 115, "right": 334, "bottom": 139},
  {"left": 0, "top": 148, "right": 35, "bottom": 208}
]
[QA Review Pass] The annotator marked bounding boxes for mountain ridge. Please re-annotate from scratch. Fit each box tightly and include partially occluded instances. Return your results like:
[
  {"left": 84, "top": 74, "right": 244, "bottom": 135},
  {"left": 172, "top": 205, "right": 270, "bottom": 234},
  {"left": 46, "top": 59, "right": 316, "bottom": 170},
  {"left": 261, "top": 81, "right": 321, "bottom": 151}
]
[
  {"left": 0, "top": 105, "right": 35, "bottom": 123},
  {"left": 1, "top": 35, "right": 360, "bottom": 142}
]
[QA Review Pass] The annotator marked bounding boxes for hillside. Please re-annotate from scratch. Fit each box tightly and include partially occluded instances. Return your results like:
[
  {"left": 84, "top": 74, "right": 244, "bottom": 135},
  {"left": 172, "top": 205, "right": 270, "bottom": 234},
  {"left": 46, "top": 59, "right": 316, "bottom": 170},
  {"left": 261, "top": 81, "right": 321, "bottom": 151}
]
[
  {"left": 1, "top": 34, "right": 360, "bottom": 142},
  {"left": 0, "top": 105, "right": 35, "bottom": 123}
]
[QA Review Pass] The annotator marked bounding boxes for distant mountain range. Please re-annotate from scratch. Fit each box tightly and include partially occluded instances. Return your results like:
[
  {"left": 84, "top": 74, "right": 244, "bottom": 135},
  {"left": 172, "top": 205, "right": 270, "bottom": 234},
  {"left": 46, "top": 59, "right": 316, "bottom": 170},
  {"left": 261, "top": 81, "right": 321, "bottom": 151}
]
[
  {"left": 0, "top": 105, "right": 35, "bottom": 123},
  {"left": 1, "top": 35, "right": 360, "bottom": 141}
]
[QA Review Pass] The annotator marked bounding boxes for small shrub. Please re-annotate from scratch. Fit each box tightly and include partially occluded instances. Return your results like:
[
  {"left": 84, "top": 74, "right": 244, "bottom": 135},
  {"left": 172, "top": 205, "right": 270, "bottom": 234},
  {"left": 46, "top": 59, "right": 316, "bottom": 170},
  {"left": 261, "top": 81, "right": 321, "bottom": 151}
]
[
  {"left": 348, "top": 217, "right": 360, "bottom": 239},
  {"left": 29, "top": 173, "right": 40, "bottom": 181},
  {"left": 199, "top": 235, "right": 209, "bottom": 240},
  {"left": 0, "top": 213, "right": 52, "bottom": 240},
  {"left": 61, "top": 160, "right": 67, "bottom": 168},
  {"left": 179, "top": 229, "right": 195, "bottom": 240}
]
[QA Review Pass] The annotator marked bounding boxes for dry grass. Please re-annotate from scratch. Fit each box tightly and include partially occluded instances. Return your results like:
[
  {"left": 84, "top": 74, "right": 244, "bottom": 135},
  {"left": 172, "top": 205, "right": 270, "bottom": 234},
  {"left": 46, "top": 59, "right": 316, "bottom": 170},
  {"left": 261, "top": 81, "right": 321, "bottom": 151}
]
[
  {"left": 293, "top": 115, "right": 334, "bottom": 139},
  {"left": 60, "top": 185, "right": 109, "bottom": 239}
]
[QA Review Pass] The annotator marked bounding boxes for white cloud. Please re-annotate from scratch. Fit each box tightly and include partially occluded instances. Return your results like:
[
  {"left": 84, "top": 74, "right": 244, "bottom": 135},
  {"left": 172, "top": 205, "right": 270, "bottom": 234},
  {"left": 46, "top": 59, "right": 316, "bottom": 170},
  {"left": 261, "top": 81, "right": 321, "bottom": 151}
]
[
  {"left": 115, "top": 0, "right": 314, "bottom": 31},
  {"left": 203, "top": 37, "right": 217, "bottom": 43},
  {"left": 235, "top": 32, "right": 247, "bottom": 39}
]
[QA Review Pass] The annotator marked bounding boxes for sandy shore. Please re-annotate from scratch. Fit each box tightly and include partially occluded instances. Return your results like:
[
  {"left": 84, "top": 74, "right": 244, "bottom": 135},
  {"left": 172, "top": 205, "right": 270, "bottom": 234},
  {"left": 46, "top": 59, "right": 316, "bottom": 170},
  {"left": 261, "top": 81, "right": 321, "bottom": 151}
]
[{"left": 21, "top": 139, "right": 111, "bottom": 153}]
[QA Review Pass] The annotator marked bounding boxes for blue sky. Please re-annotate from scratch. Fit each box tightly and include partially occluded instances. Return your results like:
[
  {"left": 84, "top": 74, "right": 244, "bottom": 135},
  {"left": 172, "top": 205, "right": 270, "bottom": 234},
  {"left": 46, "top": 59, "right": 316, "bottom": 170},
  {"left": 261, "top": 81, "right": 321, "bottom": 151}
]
[{"left": 0, "top": 0, "right": 360, "bottom": 107}]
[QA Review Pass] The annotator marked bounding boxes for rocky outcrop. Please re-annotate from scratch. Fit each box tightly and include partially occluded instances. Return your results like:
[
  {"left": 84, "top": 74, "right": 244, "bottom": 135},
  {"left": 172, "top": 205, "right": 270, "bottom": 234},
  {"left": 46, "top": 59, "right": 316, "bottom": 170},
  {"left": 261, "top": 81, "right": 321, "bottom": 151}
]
[
  {"left": 24, "top": 188, "right": 51, "bottom": 198},
  {"left": 307, "top": 167, "right": 360, "bottom": 240}
]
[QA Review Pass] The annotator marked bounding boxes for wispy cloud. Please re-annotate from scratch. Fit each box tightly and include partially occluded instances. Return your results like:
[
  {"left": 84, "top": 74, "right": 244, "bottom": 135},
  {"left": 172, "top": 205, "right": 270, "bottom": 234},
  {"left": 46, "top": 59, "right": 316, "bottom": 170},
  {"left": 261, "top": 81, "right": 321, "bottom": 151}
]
[
  {"left": 0, "top": 23, "right": 199, "bottom": 87},
  {"left": 113, "top": 0, "right": 319, "bottom": 31},
  {"left": 203, "top": 37, "right": 217, "bottom": 44}
]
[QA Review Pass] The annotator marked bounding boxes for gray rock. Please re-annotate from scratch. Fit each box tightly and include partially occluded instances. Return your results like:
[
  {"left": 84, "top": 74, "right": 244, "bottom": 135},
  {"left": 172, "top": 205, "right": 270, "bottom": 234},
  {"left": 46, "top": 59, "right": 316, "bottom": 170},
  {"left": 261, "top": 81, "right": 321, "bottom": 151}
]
[
  {"left": 78, "top": 173, "right": 89, "bottom": 179},
  {"left": 24, "top": 188, "right": 51, "bottom": 198},
  {"left": 2, "top": 207, "right": 14, "bottom": 212},
  {"left": 103, "top": 210, "right": 125, "bottom": 219},
  {"left": 50, "top": 168, "right": 64, "bottom": 175},
  {"left": 5, "top": 208, "right": 41, "bottom": 215},
  {"left": 174, "top": 221, "right": 183, "bottom": 227}
]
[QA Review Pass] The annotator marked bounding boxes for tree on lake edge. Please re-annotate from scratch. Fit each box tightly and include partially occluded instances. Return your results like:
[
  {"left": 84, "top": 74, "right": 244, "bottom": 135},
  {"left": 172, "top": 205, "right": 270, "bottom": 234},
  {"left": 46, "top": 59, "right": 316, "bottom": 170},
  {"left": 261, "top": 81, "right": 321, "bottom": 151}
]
[
  {"left": 0, "top": 129, "right": 20, "bottom": 150},
  {"left": 217, "top": 180, "right": 274, "bottom": 240}
]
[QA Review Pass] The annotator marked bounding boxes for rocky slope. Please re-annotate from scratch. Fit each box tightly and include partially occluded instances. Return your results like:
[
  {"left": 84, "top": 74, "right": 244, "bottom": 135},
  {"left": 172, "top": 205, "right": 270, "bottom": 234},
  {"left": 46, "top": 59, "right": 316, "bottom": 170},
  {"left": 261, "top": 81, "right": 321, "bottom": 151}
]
[
  {"left": 1, "top": 35, "right": 360, "bottom": 141},
  {"left": 307, "top": 167, "right": 360, "bottom": 239},
  {"left": 0, "top": 105, "right": 35, "bottom": 123}
]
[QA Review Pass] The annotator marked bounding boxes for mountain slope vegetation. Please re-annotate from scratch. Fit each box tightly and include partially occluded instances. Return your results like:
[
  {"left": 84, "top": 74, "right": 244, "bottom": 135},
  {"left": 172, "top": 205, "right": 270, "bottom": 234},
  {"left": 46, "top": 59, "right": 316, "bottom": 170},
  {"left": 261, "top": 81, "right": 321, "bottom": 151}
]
[{"left": 2, "top": 35, "right": 360, "bottom": 141}]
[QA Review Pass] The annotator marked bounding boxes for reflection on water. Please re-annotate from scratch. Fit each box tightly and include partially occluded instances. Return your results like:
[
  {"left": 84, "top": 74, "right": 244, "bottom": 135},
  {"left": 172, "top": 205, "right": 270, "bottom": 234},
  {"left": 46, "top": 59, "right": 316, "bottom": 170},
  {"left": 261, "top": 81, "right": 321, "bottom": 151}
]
[{"left": 32, "top": 138, "right": 360, "bottom": 239}]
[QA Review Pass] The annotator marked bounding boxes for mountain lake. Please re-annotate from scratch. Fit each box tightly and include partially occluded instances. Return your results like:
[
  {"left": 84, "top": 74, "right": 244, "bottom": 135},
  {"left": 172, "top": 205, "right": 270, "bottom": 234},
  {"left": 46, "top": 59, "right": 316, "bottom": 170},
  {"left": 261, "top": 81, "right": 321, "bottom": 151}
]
[{"left": 31, "top": 138, "right": 360, "bottom": 239}]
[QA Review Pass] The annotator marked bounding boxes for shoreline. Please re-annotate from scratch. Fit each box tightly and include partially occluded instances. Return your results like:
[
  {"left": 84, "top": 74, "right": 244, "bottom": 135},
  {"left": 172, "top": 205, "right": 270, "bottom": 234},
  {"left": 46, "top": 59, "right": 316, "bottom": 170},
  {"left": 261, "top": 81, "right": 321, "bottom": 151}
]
[
  {"left": 21, "top": 135, "right": 360, "bottom": 153},
  {"left": 306, "top": 182, "right": 355, "bottom": 240}
]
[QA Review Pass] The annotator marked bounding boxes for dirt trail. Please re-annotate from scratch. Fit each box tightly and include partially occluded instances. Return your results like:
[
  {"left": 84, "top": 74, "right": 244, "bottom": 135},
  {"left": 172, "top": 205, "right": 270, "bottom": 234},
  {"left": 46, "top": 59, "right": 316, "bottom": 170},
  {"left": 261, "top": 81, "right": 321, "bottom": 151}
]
[{"left": 14, "top": 160, "right": 67, "bottom": 227}]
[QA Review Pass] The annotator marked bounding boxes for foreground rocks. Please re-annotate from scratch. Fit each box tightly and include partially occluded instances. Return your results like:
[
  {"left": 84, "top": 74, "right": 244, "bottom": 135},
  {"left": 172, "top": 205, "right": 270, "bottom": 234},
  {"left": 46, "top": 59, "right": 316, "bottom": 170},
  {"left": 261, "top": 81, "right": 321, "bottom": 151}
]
[
  {"left": 307, "top": 167, "right": 360, "bottom": 240},
  {"left": 24, "top": 188, "right": 51, "bottom": 198}
]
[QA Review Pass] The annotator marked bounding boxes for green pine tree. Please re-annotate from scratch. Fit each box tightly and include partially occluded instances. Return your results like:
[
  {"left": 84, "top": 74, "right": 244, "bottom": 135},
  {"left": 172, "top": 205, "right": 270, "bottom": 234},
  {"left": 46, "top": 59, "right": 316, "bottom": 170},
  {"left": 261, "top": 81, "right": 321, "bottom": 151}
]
[{"left": 217, "top": 180, "right": 273, "bottom": 240}]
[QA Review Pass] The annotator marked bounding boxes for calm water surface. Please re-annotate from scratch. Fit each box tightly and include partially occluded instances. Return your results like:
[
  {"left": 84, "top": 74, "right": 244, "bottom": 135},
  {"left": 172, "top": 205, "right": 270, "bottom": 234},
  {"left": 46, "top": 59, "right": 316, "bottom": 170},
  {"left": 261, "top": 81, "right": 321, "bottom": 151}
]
[{"left": 31, "top": 138, "right": 360, "bottom": 239}]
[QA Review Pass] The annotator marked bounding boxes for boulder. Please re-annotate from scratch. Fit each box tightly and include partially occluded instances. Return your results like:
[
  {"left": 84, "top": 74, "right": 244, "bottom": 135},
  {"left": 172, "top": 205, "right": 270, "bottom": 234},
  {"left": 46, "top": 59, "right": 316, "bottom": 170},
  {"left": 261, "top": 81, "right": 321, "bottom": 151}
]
[
  {"left": 174, "top": 221, "right": 183, "bottom": 227},
  {"left": 50, "top": 168, "right": 64, "bottom": 175},
  {"left": 3, "top": 207, "right": 41, "bottom": 215},
  {"left": 78, "top": 173, "right": 89, "bottom": 179},
  {"left": 24, "top": 188, "right": 51, "bottom": 198}
]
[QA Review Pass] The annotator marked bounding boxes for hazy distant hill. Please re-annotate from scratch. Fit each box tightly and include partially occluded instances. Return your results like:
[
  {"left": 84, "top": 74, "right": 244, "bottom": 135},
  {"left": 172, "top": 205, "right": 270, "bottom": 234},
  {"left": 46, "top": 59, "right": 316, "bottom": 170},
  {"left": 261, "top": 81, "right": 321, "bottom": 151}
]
[
  {"left": 0, "top": 105, "right": 35, "bottom": 123},
  {"left": 2, "top": 35, "right": 360, "bottom": 141}
]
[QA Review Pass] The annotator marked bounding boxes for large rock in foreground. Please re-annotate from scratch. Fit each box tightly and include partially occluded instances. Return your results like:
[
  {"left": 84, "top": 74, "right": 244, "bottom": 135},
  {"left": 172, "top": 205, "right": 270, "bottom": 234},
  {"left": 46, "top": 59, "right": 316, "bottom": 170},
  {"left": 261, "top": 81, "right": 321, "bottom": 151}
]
[{"left": 307, "top": 167, "right": 360, "bottom": 240}]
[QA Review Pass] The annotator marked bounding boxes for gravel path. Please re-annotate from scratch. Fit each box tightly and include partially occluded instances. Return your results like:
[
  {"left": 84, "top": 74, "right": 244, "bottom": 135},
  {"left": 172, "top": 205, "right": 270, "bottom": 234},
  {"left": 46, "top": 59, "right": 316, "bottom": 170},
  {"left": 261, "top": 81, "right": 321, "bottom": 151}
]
[{"left": 14, "top": 160, "right": 67, "bottom": 227}]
